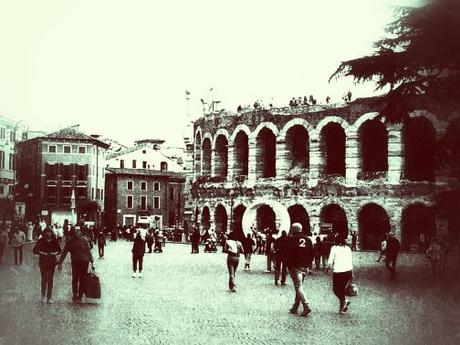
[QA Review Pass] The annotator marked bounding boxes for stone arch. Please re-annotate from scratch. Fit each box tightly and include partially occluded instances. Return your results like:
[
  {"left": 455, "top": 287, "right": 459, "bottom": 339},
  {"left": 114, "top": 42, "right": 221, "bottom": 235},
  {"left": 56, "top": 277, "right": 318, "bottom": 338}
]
[
  {"left": 232, "top": 204, "right": 247, "bottom": 238},
  {"left": 403, "top": 115, "right": 436, "bottom": 181},
  {"left": 358, "top": 203, "right": 391, "bottom": 250},
  {"left": 278, "top": 118, "right": 314, "bottom": 141},
  {"left": 233, "top": 130, "right": 249, "bottom": 177},
  {"left": 409, "top": 110, "right": 448, "bottom": 136},
  {"left": 358, "top": 118, "right": 388, "bottom": 175},
  {"left": 212, "top": 129, "right": 230, "bottom": 148},
  {"left": 201, "top": 205, "right": 211, "bottom": 230},
  {"left": 214, "top": 203, "right": 228, "bottom": 236},
  {"left": 320, "top": 204, "right": 349, "bottom": 238},
  {"left": 242, "top": 199, "right": 290, "bottom": 236},
  {"left": 229, "top": 124, "right": 251, "bottom": 145},
  {"left": 214, "top": 133, "right": 228, "bottom": 177},
  {"left": 254, "top": 126, "right": 277, "bottom": 178},
  {"left": 285, "top": 124, "right": 309, "bottom": 169},
  {"left": 319, "top": 122, "right": 346, "bottom": 176},
  {"left": 194, "top": 130, "right": 202, "bottom": 175},
  {"left": 401, "top": 203, "right": 436, "bottom": 251},
  {"left": 287, "top": 204, "right": 311, "bottom": 234},
  {"left": 353, "top": 112, "right": 380, "bottom": 130},
  {"left": 316, "top": 116, "right": 350, "bottom": 133},
  {"left": 249, "top": 122, "right": 279, "bottom": 144},
  {"left": 201, "top": 136, "right": 212, "bottom": 176}
]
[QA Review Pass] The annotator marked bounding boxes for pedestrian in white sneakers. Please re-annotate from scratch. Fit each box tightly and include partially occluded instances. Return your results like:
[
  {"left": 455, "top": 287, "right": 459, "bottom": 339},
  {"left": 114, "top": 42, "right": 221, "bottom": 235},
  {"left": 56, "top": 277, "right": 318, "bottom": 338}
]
[{"left": 132, "top": 231, "right": 145, "bottom": 278}]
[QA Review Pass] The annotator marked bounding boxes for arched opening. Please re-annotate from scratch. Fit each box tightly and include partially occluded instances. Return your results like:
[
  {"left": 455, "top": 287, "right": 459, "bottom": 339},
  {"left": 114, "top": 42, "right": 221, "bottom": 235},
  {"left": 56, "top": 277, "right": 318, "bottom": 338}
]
[
  {"left": 402, "top": 204, "right": 435, "bottom": 250},
  {"left": 202, "top": 138, "right": 212, "bottom": 176},
  {"left": 232, "top": 205, "right": 246, "bottom": 238},
  {"left": 256, "top": 128, "right": 276, "bottom": 178},
  {"left": 320, "top": 123, "right": 345, "bottom": 175},
  {"left": 320, "top": 204, "right": 348, "bottom": 238},
  {"left": 359, "top": 119, "right": 388, "bottom": 176},
  {"left": 286, "top": 125, "right": 309, "bottom": 169},
  {"left": 441, "top": 119, "right": 460, "bottom": 177},
  {"left": 404, "top": 117, "right": 436, "bottom": 181},
  {"left": 214, "top": 135, "right": 228, "bottom": 178},
  {"left": 214, "top": 204, "right": 228, "bottom": 237},
  {"left": 256, "top": 205, "right": 276, "bottom": 233},
  {"left": 288, "top": 204, "right": 310, "bottom": 234},
  {"left": 358, "top": 203, "right": 391, "bottom": 250},
  {"left": 201, "top": 206, "right": 210, "bottom": 230},
  {"left": 194, "top": 132, "right": 202, "bottom": 175},
  {"left": 234, "top": 131, "right": 249, "bottom": 177}
]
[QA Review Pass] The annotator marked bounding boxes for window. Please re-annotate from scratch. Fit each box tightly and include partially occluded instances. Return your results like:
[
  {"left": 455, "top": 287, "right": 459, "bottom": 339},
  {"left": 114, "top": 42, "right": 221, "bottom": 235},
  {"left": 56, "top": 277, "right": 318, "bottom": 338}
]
[
  {"left": 96, "top": 188, "right": 100, "bottom": 200},
  {"left": 140, "top": 196, "right": 147, "bottom": 210},
  {"left": 0, "top": 151, "right": 4, "bottom": 169},
  {"left": 10, "top": 130, "right": 16, "bottom": 143},
  {"left": 46, "top": 186, "right": 57, "bottom": 203},
  {"left": 132, "top": 160, "right": 137, "bottom": 168},
  {"left": 0, "top": 127, "right": 5, "bottom": 139},
  {"left": 153, "top": 196, "right": 160, "bottom": 209},
  {"left": 170, "top": 187, "right": 174, "bottom": 200},
  {"left": 9, "top": 153, "right": 14, "bottom": 170},
  {"left": 119, "top": 159, "right": 124, "bottom": 168},
  {"left": 0, "top": 186, "right": 3, "bottom": 194},
  {"left": 62, "top": 164, "right": 72, "bottom": 180},
  {"left": 154, "top": 182, "right": 160, "bottom": 191},
  {"left": 45, "top": 163, "right": 57, "bottom": 180},
  {"left": 76, "top": 164, "right": 87, "bottom": 180},
  {"left": 127, "top": 181, "right": 133, "bottom": 190},
  {"left": 78, "top": 146, "right": 86, "bottom": 154},
  {"left": 142, "top": 161, "right": 147, "bottom": 169},
  {"left": 8, "top": 185, "right": 13, "bottom": 196},
  {"left": 48, "top": 145, "right": 57, "bottom": 153},
  {"left": 64, "top": 146, "right": 71, "bottom": 154},
  {"left": 91, "top": 188, "right": 94, "bottom": 199},
  {"left": 160, "top": 162, "right": 168, "bottom": 171},
  {"left": 141, "top": 181, "right": 147, "bottom": 191},
  {"left": 62, "top": 187, "right": 71, "bottom": 204},
  {"left": 127, "top": 195, "right": 133, "bottom": 208},
  {"left": 142, "top": 149, "right": 146, "bottom": 154}
]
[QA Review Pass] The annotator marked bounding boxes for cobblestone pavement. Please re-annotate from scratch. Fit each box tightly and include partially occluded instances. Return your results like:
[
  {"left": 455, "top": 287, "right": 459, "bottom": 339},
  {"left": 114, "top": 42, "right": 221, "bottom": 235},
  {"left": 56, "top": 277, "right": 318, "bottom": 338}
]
[{"left": 1, "top": 241, "right": 459, "bottom": 345}]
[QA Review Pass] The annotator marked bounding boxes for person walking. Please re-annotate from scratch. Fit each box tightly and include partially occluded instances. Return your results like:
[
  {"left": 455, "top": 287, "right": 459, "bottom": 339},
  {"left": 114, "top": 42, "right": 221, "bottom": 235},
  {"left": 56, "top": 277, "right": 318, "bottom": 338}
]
[
  {"left": 274, "top": 231, "right": 289, "bottom": 286},
  {"left": 57, "top": 227, "right": 95, "bottom": 303},
  {"left": 426, "top": 237, "right": 442, "bottom": 278},
  {"left": 190, "top": 228, "right": 200, "bottom": 254},
  {"left": 146, "top": 229, "right": 154, "bottom": 253},
  {"left": 33, "top": 228, "right": 62, "bottom": 303},
  {"left": 264, "top": 232, "right": 275, "bottom": 273},
  {"left": 376, "top": 236, "right": 387, "bottom": 262},
  {"left": 226, "top": 232, "right": 244, "bottom": 292},
  {"left": 96, "top": 230, "right": 106, "bottom": 259},
  {"left": 385, "top": 232, "right": 400, "bottom": 280},
  {"left": 0, "top": 227, "right": 9, "bottom": 264},
  {"left": 242, "top": 233, "right": 255, "bottom": 271},
  {"left": 284, "top": 223, "right": 314, "bottom": 317},
  {"left": 12, "top": 227, "right": 26, "bottom": 264},
  {"left": 132, "top": 231, "right": 145, "bottom": 278},
  {"left": 326, "top": 235, "right": 353, "bottom": 314},
  {"left": 313, "top": 235, "right": 322, "bottom": 270}
]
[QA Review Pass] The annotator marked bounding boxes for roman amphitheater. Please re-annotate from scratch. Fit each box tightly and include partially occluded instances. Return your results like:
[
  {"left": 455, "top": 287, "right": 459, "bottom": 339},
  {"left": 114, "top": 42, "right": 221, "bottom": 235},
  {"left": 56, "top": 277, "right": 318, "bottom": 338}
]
[{"left": 190, "top": 98, "right": 458, "bottom": 250}]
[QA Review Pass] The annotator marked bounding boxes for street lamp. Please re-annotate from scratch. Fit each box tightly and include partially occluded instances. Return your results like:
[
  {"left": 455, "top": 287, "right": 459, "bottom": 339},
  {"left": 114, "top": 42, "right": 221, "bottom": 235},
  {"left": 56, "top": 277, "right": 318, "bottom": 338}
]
[{"left": 229, "top": 189, "right": 234, "bottom": 234}]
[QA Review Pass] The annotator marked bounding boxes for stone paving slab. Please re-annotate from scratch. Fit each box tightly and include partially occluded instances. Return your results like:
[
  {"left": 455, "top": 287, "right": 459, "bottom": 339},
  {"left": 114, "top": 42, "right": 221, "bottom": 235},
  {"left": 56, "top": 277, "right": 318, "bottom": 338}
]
[{"left": 0, "top": 241, "right": 459, "bottom": 345}]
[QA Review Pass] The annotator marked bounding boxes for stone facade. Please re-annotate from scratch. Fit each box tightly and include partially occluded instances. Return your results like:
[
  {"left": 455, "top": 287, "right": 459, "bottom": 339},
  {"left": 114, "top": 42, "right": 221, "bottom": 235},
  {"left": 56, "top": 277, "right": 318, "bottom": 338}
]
[{"left": 190, "top": 98, "right": 459, "bottom": 250}]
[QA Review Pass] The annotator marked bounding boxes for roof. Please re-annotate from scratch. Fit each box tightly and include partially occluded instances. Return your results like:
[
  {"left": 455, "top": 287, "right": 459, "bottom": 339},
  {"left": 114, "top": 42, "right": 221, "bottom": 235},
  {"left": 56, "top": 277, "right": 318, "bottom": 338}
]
[
  {"left": 106, "top": 168, "right": 186, "bottom": 180},
  {"left": 19, "top": 125, "right": 110, "bottom": 149}
]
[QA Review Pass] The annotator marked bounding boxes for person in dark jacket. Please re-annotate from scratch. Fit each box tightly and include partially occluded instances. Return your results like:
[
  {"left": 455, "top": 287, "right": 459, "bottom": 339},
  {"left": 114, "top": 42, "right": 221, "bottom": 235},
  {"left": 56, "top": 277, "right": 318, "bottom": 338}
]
[
  {"left": 132, "top": 231, "right": 145, "bottom": 278},
  {"left": 242, "top": 233, "right": 255, "bottom": 271},
  {"left": 96, "top": 230, "right": 106, "bottom": 258},
  {"left": 274, "top": 231, "right": 289, "bottom": 286},
  {"left": 190, "top": 228, "right": 200, "bottom": 254},
  {"left": 58, "top": 227, "right": 94, "bottom": 303},
  {"left": 385, "top": 232, "right": 400, "bottom": 280},
  {"left": 34, "top": 228, "right": 62, "bottom": 303},
  {"left": 146, "top": 229, "right": 154, "bottom": 253},
  {"left": 285, "top": 223, "right": 314, "bottom": 316}
]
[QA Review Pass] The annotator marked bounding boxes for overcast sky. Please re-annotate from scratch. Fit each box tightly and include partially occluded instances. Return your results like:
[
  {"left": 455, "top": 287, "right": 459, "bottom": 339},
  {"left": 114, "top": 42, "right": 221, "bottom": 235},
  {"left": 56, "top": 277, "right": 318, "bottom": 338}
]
[{"left": 0, "top": 0, "right": 422, "bottom": 146}]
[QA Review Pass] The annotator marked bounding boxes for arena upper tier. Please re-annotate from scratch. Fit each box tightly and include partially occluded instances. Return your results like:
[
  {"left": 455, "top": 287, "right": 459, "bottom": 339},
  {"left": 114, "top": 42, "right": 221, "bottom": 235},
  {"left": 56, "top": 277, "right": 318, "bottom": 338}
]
[{"left": 190, "top": 98, "right": 459, "bottom": 250}]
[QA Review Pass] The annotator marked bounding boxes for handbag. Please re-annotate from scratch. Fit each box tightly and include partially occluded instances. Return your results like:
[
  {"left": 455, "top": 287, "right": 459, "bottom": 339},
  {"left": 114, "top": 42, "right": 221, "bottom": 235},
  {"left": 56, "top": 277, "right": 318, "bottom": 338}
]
[
  {"left": 83, "top": 271, "right": 101, "bottom": 299},
  {"left": 345, "top": 278, "right": 358, "bottom": 297}
]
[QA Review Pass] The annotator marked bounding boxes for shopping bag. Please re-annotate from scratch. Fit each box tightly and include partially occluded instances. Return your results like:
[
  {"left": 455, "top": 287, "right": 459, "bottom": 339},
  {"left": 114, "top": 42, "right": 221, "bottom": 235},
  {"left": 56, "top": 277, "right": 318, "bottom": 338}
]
[
  {"left": 83, "top": 272, "right": 101, "bottom": 299},
  {"left": 345, "top": 279, "right": 358, "bottom": 297}
]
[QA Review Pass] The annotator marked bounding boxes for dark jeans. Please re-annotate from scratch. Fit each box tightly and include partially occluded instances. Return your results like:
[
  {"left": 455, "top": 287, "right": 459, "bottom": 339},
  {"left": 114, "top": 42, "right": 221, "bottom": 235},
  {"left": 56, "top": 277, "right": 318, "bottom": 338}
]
[
  {"left": 40, "top": 264, "right": 56, "bottom": 299},
  {"left": 227, "top": 254, "right": 240, "bottom": 289},
  {"left": 98, "top": 245, "right": 104, "bottom": 258},
  {"left": 275, "top": 256, "right": 287, "bottom": 284},
  {"left": 14, "top": 246, "right": 23, "bottom": 264},
  {"left": 133, "top": 254, "right": 143, "bottom": 272},
  {"left": 0, "top": 242, "right": 5, "bottom": 263},
  {"left": 71, "top": 261, "right": 89, "bottom": 299},
  {"left": 332, "top": 270, "right": 353, "bottom": 308},
  {"left": 147, "top": 241, "right": 153, "bottom": 253},
  {"left": 386, "top": 255, "right": 398, "bottom": 278}
]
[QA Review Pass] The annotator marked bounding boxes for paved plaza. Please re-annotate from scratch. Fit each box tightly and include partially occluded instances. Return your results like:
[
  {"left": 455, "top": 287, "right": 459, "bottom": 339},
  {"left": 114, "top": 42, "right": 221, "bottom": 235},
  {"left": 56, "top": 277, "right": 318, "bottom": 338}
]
[{"left": 1, "top": 241, "right": 459, "bottom": 345}]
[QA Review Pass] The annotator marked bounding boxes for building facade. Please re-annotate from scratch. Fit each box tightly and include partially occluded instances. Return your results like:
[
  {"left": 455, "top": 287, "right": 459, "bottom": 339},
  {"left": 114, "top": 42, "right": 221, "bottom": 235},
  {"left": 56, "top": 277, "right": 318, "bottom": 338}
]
[
  {"left": 190, "top": 98, "right": 459, "bottom": 251},
  {"left": 15, "top": 125, "right": 109, "bottom": 225},
  {"left": 104, "top": 169, "right": 185, "bottom": 228}
]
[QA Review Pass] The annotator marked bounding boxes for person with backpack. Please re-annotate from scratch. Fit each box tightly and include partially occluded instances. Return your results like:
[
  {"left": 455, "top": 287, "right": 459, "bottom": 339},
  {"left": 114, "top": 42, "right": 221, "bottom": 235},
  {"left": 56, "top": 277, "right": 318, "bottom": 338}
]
[
  {"left": 284, "top": 223, "right": 314, "bottom": 317},
  {"left": 33, "top": 228, "right": 62, "bottom": 303}
]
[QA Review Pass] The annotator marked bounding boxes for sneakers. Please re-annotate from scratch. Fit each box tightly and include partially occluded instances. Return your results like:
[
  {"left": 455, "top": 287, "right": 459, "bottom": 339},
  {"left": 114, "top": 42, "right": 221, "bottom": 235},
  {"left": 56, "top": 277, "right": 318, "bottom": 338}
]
[
  {"left": 132, "top": 272, "right": 137, "bottom": 278},
  {"left": 47, "top": 299, "right": 54, "bottom": 304},
  {"left": 263, "top": 270, "right": 271, "bottom": 273},
  {"left": 229, "top": 287, "right": 237, "bottom": 292},
  {"left": 301, "top": 305, "right": 312, "bottom": 317},
  {"left": 281, "top": 282, "right": 287, "bottom": 286},
  {"left": 341, "top": 300, "right": 350, "bottom": 314},
  {"left": 275, "top": 281, "right": 279, "bottom": 286},
  {"left": 40, "top": 296, "right": 46, "bottom": 303},
  {"left": 138, "top": 272, "right": 142, "bottom": 278},
  {"left": 289, "top": 306, "right": 299, "bottom": 314}
]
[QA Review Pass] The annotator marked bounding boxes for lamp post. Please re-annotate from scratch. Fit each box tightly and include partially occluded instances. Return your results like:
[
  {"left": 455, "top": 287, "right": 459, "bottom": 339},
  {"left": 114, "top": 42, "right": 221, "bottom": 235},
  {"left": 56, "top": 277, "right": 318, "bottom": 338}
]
[{"left": 229, "top": 189, "right": 234, "bottom": 234}]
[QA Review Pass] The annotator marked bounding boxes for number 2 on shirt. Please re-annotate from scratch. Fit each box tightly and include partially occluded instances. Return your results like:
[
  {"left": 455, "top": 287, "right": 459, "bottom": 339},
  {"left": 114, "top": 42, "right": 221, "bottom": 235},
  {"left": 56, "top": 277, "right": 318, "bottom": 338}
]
[{"left": 299, "top": 238, "right": 306, "bottom": 247}]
